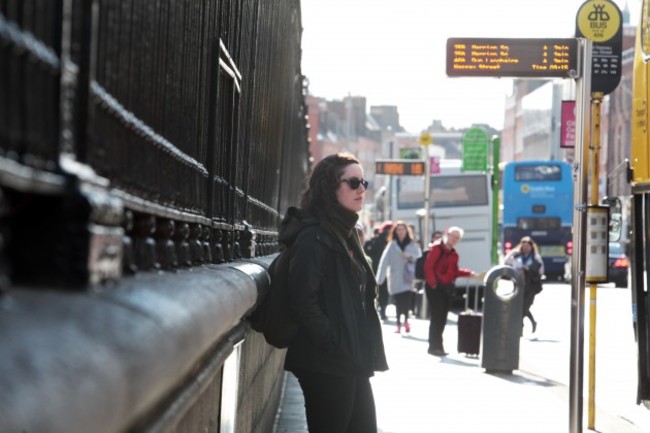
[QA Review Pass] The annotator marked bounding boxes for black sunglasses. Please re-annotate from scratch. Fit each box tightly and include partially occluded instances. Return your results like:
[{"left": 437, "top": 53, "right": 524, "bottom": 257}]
[{"left": 340, "top": 177, "right": 369, "bottom": 190}]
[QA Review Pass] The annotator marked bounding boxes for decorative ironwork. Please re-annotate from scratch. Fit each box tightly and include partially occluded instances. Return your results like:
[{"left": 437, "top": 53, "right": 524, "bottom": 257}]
[{"left": 0, "top": 0, "right": 309, "bottom": 288}]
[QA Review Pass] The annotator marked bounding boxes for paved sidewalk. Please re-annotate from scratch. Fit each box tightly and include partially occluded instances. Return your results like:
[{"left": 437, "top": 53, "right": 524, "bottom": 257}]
[
  {"left": 273, "top": 372, "right": 309, "bottom": 433},
  {"left": 273, "top": 310, "right": 649, "bottom": 433}
]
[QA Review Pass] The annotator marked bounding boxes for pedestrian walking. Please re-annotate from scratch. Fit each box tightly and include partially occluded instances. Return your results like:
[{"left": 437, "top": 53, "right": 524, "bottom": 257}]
[
  {"left": 503, "top": 236, "right": 544, "bottom": 333},
  {"left": 412, "top": 230, "right": 445, "bottom": 317},
  {"left": 280, "top": 152, "right": 388, "bottom": 433},
  {"left": 364, "top": 220, "right": 393, "bottom": 321},
  {"left": 423, "top": 226, "right": 477, "bottom": 356},
  {"left": 376, "top": 221, "right": 422, "bottom": 334},
  {"left": 430, "top": 230, "right": 443, "bottom": 246}
]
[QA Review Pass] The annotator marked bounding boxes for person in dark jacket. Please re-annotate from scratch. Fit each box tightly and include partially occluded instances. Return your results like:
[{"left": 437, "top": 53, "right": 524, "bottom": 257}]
[
  {"left": 280, "top": 152, "right": 388, "bottom": 433},
  {"left": 364, "top": 221, "right": 393, "bottom": 321},
  {"left": 423, "top": 226, "right": 477, "bottom": 356},
  {"left": 503, "top": 236, "right": 545, "bottom": 333}
]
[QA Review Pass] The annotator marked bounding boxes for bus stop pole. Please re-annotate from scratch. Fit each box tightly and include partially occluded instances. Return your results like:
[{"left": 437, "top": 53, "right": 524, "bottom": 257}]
[
  {"left": 569, "top": 37, "right": 591, "bottom": 433},
  {"left": 587, "top": 92, "right": 604, "bottom": 429}
]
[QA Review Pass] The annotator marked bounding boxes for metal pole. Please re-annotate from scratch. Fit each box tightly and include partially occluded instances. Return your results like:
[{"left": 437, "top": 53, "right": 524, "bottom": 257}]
[
  {"left": 423, "top": 154, "right": 431, "bottom": 250},
  {"left": 587, "top": 92, "right": 603, "bottom": 429},
  {"left": 491, "top": 136, "right": 500, "bottom": 265},
  {"left": 387, "top": 141, "right": 394, "bottom": 221},
  {"left": 569, "top": 37, "right": 591, "bottom": 433}
]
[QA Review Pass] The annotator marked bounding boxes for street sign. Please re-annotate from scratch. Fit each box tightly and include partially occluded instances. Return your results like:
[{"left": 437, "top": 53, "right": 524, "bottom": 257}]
[
  {"left": 375, "top": 159, "right": 425, "bottom": 176},
  {"left": 461, "top": 128, "right": 489, "bottom": 171},
  {"left": 430, "top": 156, "right": 440, "bottom": 174},
  {"left": 575, "top": 0, "right": 622, "bottom": 95},
  {"left": 560, "top": 100, "right": 576, "bottom": 148},
  {"left": 576, "top": 0, "right": 621, "bottom": 43},
  {"left": 418, "top": 131, "right": 433, "bottom": 146},
  {"left": 446, "top": 38, "right": 578, "bottom": 78}
]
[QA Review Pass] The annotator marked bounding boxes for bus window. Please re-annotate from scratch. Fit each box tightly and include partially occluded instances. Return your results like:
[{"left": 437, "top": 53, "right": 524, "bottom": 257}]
[
  {"left": 517, "top": 217, "right": 561, "bottom": 230},
  {"left": 603, "top": 196, "right": 623, "bottom": 242},
  {"left": 396, "top": 174, "right": 488, "bottom": 209},
  {"left": 642, "top": 0, "right": 650, "bottom": 54},
  {"left": 514, "top": 164, "right": 562, "bottom": 181}
]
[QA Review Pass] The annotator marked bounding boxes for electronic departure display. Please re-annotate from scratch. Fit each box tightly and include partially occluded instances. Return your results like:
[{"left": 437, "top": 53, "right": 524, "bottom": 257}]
[
  {"left": 446, "top": 38, "right": 579, "bottom": 78},
  {"left": 375, "top": 160, "right": 425, "bottom": 176}
]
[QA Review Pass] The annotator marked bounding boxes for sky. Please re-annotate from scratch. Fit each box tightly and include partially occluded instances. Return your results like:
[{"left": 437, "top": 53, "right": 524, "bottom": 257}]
[{"left": 300, "top": 0, "right": 637, "bottom": 134}]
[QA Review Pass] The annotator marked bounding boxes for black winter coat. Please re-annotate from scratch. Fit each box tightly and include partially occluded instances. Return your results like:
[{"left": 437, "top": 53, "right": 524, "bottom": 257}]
[{"left": 280, "top": 211, "right": 388, "bottom": 377}]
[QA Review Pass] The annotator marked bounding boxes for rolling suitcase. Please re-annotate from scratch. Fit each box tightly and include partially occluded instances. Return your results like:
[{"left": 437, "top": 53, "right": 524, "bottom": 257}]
[{"left": 457, "top": 282, "right": 482, "bottom": 357}]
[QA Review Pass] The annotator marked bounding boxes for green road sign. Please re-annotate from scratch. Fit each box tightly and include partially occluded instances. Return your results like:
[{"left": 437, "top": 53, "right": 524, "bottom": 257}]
[{"left": 462, "top": 128, "right": 489, "bottom": 171}]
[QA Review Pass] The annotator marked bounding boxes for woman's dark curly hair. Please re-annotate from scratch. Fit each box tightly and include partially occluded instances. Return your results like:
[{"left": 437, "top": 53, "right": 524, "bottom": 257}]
[{"left": 301, "top": 152, "right": 360, "bottom": 212}]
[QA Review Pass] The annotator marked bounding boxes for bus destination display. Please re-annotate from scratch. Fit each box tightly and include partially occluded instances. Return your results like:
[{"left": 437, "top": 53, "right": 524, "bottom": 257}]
[
  {"left": 446, "top": 38, "right": 578, "bottom": 78},
  {"left": 375, "top": 160, "right": 425, "bottom": 176}
]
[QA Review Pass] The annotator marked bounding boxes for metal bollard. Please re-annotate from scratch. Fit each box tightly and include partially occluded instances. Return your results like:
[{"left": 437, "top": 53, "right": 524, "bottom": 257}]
[{"left": 481, "top": 265, "right": 525, "bottom": 374}]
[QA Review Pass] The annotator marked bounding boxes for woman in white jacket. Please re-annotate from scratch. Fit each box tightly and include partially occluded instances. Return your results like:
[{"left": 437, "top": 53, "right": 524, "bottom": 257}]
[{"left": 376, "top": 221, "right": 422, "bottom": 333}]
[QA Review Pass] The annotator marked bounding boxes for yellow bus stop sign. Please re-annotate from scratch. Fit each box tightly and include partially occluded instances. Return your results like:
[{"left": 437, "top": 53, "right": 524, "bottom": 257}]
[
  {"left": 575, "top": 0, "right": 622, "bottom": 95},
  {"left": 576, "top": 0, "right": 621, "bottom": 43},
  {"left": 418, "top": 132, "right": 433, "bottom": 146}
]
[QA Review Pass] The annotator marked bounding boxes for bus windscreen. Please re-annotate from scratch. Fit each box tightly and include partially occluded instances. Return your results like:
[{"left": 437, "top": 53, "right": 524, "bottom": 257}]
[
  {"left": 514, "top": 164, "right": 562, "bottom": 181},
  {"left": 396, "top": 175, "right": 488, "bottom": 209}
]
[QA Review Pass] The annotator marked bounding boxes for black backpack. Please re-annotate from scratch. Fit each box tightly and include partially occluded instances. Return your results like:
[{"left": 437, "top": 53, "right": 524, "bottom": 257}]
[
  {"left": 249, "top": 246, "right": 298, "bottom": 348},
  {"left": 415, "top": 250, "right": 428, "bottom": 280},
  {"left": 415, "top": 244, "right": 444, "bottom": 280}
]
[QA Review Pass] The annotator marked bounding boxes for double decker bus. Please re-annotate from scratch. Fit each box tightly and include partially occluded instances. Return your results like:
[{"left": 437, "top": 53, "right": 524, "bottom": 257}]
[{"left": 502, "top": 161, "right": 573, "bottom": 280}]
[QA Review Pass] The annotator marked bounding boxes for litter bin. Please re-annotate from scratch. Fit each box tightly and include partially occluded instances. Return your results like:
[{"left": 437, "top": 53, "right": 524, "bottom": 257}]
[
  {"left": 481, "top": 265, "right": 524, "bottom": 374},
  {"left": 414, "top": 281, "right": 429, "bottom": 319}
]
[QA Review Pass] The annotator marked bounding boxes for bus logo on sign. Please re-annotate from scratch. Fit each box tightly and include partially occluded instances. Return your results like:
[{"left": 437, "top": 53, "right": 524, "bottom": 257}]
[
  {"left": 575, "top": 0, "right": 622, "bottom": 95},
  {"left": 576, "top": 0, "right": 620, "bottom": 43}
]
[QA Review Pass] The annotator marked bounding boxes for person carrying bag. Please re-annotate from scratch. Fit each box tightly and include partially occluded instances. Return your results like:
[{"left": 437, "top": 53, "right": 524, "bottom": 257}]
[
  {"left": 423, "top": 226, "right": 477, "bottom": 356},
  {"left": 376, "top": 221, "right": 422, "bottom": 334}
]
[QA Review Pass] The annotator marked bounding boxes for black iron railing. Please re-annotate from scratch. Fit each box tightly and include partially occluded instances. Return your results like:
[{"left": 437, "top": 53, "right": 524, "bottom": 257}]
[{"left": 0, "top": 0, "right": 309, "bottom": 284}]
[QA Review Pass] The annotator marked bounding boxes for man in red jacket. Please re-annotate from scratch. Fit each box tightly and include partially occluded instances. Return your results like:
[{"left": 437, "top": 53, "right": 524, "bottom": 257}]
[{"left": 423, "top": 226, "right": 476, "bottom": 356}]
